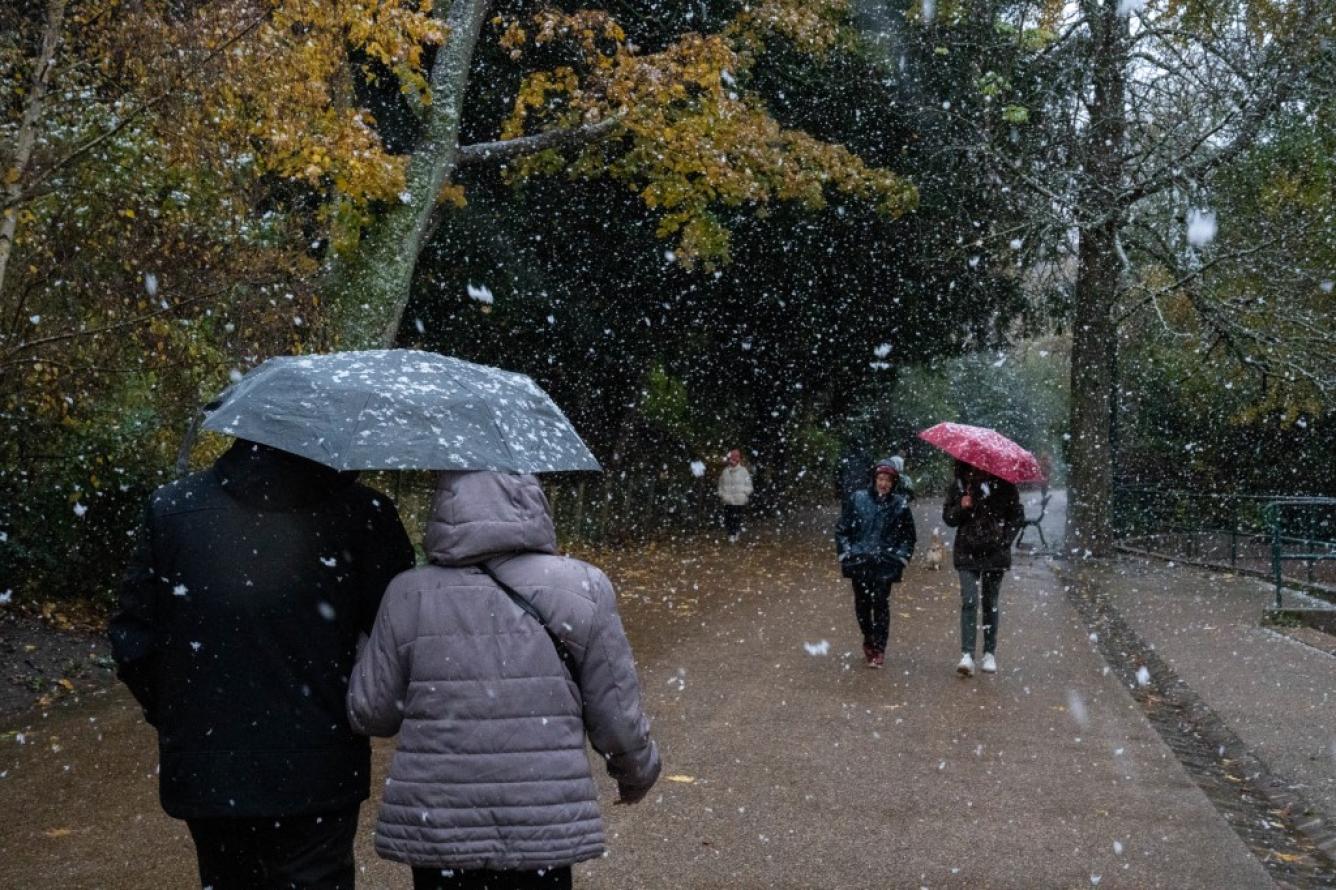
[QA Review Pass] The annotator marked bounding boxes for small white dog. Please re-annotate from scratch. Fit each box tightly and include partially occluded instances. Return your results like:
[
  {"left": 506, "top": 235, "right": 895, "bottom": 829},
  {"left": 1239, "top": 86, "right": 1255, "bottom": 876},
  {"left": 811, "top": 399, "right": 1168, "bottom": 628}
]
[{"left": 925, "top": 529, "right": 945, "bottom": 571}]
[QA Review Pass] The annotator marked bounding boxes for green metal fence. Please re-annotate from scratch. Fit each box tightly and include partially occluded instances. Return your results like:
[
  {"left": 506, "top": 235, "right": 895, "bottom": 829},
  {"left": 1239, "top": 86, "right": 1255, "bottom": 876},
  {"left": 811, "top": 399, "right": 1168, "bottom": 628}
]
[
  {"left": 1262, "top": 498, "right": 1336, "bottom": 607},
  {"left": 1114, "top": 486, "right": 1336, "bottom": 604}
]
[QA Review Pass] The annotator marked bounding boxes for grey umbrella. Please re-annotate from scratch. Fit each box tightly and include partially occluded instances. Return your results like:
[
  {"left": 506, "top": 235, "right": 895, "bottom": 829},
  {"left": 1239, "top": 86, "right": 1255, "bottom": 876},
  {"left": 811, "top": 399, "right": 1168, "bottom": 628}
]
[{"left": 200, "top": 349, "right": 601, "bottom": 473}]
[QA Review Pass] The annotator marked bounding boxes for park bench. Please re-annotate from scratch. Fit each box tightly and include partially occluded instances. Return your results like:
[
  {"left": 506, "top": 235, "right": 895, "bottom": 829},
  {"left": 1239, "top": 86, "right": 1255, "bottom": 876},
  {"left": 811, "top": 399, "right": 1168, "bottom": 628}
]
[{"left": 1016, "top": 492, "right": 1051, "bottom": 551}]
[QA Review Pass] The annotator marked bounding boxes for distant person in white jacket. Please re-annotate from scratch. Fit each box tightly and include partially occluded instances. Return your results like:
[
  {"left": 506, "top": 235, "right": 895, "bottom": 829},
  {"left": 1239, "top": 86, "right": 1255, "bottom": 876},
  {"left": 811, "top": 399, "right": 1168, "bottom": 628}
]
[{"left": 717, "top": 448, "right": 753, "bottom": 542}]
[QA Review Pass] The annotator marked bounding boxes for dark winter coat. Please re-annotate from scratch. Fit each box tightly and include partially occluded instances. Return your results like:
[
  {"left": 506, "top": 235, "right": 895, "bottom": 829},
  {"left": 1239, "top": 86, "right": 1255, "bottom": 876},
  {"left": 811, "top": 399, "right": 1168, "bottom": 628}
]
[
  {"left": 835, "top": 487, "right": 917, "bottom": 583},
  {"left": 347, "top": 471, "right": 661, "bottom": 871},
  {"left": 942, "top": 474, "right": 1026, "bottom": 571},
  {"left": 108, "top": 441, "right": 415, "bottom": 820}
]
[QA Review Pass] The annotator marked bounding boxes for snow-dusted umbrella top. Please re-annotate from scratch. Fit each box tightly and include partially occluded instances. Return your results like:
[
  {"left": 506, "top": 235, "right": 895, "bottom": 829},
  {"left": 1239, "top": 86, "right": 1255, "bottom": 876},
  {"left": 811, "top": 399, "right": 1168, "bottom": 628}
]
[
  {"left": 917, "top": 422, "right": 1044, "bottom": 484},
  {"left": 202, "top": 349, "right": 601, "bottom": 473}
]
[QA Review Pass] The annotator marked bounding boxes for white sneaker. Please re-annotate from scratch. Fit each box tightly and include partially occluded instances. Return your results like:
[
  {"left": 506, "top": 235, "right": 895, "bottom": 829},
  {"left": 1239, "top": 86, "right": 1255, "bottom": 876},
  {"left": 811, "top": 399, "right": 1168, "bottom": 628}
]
[
  {"left": 981, "top": 653, "right": 997, "bottom": 673},
  {"left": 956, "top": 653, "right": 975, "bottom": 677}
]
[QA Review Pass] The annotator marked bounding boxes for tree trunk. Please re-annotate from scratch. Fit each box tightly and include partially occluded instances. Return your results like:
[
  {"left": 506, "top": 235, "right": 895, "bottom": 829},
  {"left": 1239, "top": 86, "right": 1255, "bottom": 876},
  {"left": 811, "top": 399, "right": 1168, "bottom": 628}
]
[
  {"left": 1065, "top": 0, "right": 1127, "bottom": 557},
  {"left": 1067, "top": 220, "right": 1119, "bottom": 556},
  {"left": 0, "top": 0, "right": 67, "bottom": 317},
  {"left": 322, "top": 0, "right": 490, "bottom": 350}
]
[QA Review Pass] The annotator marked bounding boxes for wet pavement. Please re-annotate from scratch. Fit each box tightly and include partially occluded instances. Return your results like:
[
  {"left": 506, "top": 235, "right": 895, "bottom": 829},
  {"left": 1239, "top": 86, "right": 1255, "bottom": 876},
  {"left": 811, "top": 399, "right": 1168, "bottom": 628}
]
[
  {"left": 1078, "top": 557, "right": 1336, "bottom": 845},
  {"left": 1, "top": 494, "right": 1332, "bottom": 888}
]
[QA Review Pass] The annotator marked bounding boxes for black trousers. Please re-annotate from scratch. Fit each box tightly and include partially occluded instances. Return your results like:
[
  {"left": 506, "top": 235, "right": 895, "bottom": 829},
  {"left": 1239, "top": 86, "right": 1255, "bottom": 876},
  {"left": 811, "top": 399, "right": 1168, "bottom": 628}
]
[
  {"left": 723, "top": 504, "right": 745, "bottom": 536},
  {"left": 852, "top": 576, "right": 892, "bottom": 652},
  {"left": 186, "top": 806, "right": 358, "bottom": 890},
  {"left": 412, "top": 866, "right": 574, "bottom": 890}
]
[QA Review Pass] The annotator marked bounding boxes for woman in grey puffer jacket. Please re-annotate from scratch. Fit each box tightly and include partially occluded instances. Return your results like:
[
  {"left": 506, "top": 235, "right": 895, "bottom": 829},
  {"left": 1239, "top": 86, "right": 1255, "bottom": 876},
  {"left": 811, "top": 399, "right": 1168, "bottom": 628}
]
[{"left": 348, "top": 471, "right": 661, "bottom": 890}]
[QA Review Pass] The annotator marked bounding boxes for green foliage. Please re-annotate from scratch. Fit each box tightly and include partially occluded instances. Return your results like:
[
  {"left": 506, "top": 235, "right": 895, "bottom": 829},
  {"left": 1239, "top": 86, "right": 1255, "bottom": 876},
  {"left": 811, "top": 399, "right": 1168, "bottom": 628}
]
[{"left": 641, "top": 364, "right": 693, "bottom": 441}]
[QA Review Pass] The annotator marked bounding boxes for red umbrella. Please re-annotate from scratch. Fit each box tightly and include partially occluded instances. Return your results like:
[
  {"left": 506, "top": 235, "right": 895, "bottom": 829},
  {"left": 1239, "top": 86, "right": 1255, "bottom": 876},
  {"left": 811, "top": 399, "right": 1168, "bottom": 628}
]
[{"left": 917, "top": 422, "right": 1045, "bottom": 484}]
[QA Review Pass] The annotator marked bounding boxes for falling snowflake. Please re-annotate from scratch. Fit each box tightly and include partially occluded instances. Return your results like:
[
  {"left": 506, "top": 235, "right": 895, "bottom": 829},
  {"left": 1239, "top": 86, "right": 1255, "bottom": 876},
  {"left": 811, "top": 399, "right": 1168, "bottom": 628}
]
[
  {"left": 173, "top": 584, "right": 189, "bottom": 597},
  {"left": 1067, "top": 690, "right": 1090, "bottom": 727},
  {"left": 873, "top": 343, "right": 892, "bottom": 359},
  {"left": 803, "top": 640, "right": 831, "bottom": 656},
  {"left": 689, "top": 461, "right": 706, "bottom": 478},
  {"left": 466, "top": 283, "right": 494, "bottom": 304},
  {"left": 1135, "top": 665, "right": 1151, "bottom": 686},
  {"left": 1186, "top": 209, "right": 1217, "bottom": 247}
]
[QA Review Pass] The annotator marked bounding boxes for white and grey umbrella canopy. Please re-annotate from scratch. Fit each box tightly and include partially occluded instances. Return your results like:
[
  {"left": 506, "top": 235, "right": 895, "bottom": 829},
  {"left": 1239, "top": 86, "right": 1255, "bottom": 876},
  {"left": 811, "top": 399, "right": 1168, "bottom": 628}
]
[{"left": 201, "top": 349, "right": 601, "bottom": 473}]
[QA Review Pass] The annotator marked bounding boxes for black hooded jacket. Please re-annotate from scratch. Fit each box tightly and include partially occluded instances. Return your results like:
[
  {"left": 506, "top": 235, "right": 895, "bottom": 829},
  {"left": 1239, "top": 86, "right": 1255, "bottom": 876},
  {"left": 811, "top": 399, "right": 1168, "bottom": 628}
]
[
  {"left": 109, "top": 441, "right": 415, "bottom": 819},
  {"left": 835, "top": 482, "right": 917, "bottom": 583},
  {"left": 941, "top": 470, "right": 1025, "bottom": 571}
]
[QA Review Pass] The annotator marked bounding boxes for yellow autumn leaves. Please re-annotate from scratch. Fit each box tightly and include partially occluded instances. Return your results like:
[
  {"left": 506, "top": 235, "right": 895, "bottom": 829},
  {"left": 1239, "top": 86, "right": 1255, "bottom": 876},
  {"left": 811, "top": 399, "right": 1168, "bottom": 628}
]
[
  {"left": 77, "top": 0, "right": 914, "bottom": 268},
  {"left": 497, "top": 3, "right": 917, "bottom": 269}
]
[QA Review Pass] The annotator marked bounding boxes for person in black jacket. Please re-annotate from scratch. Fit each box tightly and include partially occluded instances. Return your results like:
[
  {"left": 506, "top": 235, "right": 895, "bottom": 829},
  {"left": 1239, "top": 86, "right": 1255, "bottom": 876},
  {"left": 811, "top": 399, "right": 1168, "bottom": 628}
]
[
  {"left": 835, "top": 459, "right": 917, "bottom": 668},
  {"left": 942, "top": 460, "right": 1026, "bottom": 678},
  {"left": 109, "top": 439, "right": 415, "bottom": 890}
]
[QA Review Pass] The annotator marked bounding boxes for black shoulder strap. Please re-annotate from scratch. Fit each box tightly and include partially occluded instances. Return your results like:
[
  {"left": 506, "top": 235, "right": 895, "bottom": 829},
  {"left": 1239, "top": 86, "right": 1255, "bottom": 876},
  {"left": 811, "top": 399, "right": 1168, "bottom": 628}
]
[{"left": 479, "top": 562, "right": 578, "bottom": 680}]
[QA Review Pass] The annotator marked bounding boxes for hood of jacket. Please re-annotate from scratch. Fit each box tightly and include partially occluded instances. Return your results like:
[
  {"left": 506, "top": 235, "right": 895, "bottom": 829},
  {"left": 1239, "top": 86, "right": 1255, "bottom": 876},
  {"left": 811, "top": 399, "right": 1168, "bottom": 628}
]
[
  {"left": 424, "top": 471, "right": 558, "bottom": 566},
  {"left": 213, "top": 439, "right": 358, "bottom": 511}
]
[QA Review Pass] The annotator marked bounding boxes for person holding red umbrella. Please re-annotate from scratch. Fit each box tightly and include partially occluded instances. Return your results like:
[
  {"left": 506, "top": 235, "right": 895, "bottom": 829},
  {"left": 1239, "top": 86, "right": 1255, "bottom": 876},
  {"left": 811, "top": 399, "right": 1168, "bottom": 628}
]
[
  {"left": 918, "top": 422, "right": 1042, "bottom": 678},
  {"left": 942, "top": 459, "right": 1026, "bottom": 677}
]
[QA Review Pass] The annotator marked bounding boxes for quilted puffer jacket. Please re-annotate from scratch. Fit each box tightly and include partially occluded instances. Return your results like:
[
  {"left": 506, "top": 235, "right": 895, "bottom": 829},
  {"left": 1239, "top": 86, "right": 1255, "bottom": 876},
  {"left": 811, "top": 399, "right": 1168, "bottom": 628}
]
[{"left": 347, "top": 471, "right": 661, "bottom": 870}]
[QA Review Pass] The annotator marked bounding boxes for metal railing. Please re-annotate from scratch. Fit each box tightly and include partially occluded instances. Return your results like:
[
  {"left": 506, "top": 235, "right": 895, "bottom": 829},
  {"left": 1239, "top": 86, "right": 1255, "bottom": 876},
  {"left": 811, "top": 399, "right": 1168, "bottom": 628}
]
[
  {"left": 1262, "top": 498, "right": 1336, "bottom": 608},
  {"left": 1114, "top": 487, "right": 1336, "bottom": 604}
]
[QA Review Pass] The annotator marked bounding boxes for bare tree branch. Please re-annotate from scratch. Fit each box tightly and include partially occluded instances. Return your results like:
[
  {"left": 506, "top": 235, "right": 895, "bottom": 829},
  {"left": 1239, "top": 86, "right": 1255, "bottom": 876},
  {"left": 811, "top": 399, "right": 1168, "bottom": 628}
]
[{"left": 456, "top": 116, "right": 624, "bottom": 166}]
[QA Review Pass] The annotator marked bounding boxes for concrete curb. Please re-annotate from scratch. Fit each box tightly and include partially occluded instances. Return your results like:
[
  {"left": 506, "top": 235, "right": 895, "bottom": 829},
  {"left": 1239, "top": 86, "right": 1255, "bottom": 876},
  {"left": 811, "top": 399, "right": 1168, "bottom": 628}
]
[{"left": 1060, "top": 564, "right": 1336, "bottom": 888}]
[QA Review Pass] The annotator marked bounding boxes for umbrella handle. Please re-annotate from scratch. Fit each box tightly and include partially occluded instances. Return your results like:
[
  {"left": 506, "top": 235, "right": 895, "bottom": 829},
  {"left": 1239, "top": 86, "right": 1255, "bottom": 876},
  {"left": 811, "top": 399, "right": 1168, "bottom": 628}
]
[{"left": 175, "top": 410, "right": 204, "bottom": 477}]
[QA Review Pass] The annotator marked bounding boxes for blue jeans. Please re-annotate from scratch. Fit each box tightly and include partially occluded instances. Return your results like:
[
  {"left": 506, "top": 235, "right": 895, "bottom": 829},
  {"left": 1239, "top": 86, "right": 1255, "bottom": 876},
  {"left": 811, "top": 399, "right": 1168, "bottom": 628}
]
[{"left": 960, "top": 570, "right": 1004, "bottom": 655}]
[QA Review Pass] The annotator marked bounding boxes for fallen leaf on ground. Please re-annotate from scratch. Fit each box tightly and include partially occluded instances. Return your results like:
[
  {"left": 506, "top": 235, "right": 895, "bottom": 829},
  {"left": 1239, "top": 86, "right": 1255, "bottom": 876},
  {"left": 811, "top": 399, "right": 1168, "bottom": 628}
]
[
  {"left": 666, "top": 774, "right": 696, "bottom": 783},
  {"left": 44, "top": 828, "right": 72, "bottom": 838}
]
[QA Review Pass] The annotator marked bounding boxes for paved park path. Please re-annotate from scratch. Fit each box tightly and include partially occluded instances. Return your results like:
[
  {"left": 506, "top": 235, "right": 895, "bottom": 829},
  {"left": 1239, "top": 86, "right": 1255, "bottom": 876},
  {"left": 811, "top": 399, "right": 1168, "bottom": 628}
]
[{"left": 3, "top": 494, "right": 1333, "bottom": 888}]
